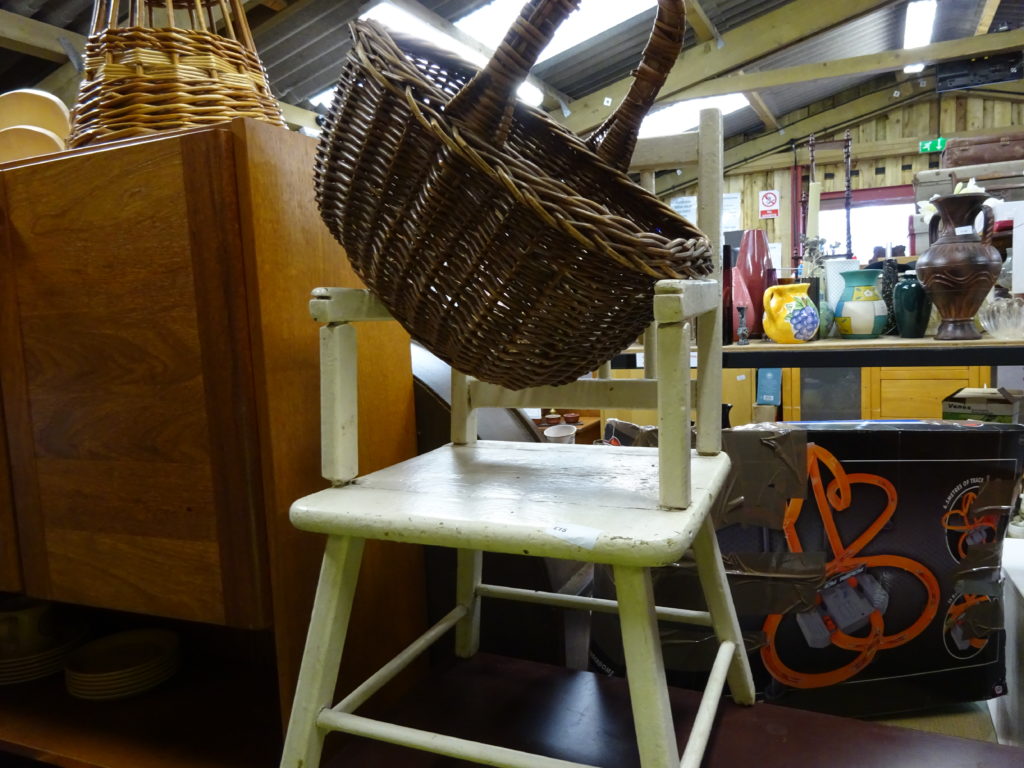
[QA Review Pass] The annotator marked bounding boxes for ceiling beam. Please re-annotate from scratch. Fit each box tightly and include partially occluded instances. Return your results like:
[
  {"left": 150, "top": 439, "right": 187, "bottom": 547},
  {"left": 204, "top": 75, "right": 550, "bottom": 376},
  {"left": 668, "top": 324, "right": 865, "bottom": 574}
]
[
  {"left": 551, "top": 0, "right": 898, "bottom": 135},
  {"left": 743, "top": 85, "right": 780, "bottom": 132},
  {"left": 685, "top": 0, "right": 720, "bottom": 45},
  {"left": 674, "top": 28, "right": 1024, "bottom": 101},
  {"left": 976, "top": 0, "right": 1002, "bottom": 35},
  {"left": 0, "top": 9, "right": 85, "bottom": 61},
  {"left": 658, "top": 75, "right": 936, "bottom": 194},
  {"left": 730, "top": 123, "right": 1024, "bottom": 174}
]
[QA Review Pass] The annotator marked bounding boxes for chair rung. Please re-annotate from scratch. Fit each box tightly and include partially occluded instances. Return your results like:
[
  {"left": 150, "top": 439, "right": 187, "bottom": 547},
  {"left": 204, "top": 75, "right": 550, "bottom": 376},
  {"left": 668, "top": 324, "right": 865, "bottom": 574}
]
[
  {"left": 318, "top": 710, "right": 597, "bottom": 768},
  {"left": 476, "top": 583, "right": 713, "bottom": 627},
  {"left": 333, "top": 604, "right": 467, "bottom": 714},
  {"left": 680, "top": 640, "right": 736, "bottom": 768}
]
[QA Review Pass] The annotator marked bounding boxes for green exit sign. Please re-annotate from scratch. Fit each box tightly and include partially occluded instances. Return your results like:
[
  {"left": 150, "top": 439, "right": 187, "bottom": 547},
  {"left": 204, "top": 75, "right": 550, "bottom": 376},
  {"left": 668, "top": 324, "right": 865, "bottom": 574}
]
[{"left": 919, "top": 137, "right": 947, "bottom": 153}]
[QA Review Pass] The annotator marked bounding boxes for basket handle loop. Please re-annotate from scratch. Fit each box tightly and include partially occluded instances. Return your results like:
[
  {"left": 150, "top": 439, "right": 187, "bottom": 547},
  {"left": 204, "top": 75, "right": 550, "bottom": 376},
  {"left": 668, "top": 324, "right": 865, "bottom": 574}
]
[
  {"left": 585, "top": 0, "right": 686, "bottom": 170},
  {"left": 446, "top": 0, "right": 581, "bottom": 142}
]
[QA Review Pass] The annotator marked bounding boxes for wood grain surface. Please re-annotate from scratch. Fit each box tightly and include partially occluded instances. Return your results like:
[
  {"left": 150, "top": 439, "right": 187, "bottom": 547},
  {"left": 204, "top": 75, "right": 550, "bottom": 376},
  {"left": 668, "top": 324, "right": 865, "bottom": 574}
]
[
  {"left": 0, "top": 181, "right": 22, "bottom": 592},
  {"left": 228, "top": 118, "right": 424, "bottom": 724}
]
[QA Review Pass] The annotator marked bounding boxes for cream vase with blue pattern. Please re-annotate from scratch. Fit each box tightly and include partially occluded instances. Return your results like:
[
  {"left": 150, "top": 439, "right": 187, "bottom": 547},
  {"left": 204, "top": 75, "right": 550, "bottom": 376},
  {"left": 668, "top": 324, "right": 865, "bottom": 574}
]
[{"left": 835, "top": 269, "right": 886, "bottom": 339}]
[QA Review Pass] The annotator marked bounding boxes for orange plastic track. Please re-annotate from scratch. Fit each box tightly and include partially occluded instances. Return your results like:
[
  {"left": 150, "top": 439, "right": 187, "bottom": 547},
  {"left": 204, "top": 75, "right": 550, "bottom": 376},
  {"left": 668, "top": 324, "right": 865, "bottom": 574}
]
[
  {"left": 941, "top": 491, "right": 999, "bottom": 559},
  {"left": 761, "top": 444, "right": 941, "bottom": 689}
]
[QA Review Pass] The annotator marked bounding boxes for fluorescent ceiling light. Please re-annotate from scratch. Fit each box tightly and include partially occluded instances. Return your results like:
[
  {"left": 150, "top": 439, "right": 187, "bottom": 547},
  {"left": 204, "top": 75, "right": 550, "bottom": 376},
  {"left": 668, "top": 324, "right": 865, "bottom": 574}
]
[
  {"left": 355, "top": 2, "right": 543, "bottom": 106},
  {"left": 455, "top": 0, "right": 657, "bottom": 64},
  {"left": 902, "top": 0, "right": 937, "bottom": 74},
  {"left": 637, "top": 94, "right": 750, "bottom": 139}
]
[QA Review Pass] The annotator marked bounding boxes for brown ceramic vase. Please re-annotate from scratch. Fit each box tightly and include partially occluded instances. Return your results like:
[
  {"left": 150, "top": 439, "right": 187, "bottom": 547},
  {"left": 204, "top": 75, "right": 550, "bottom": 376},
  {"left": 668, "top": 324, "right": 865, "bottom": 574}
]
[{"left": 916, "top": 192, "right": 1002, "bottom": 340}]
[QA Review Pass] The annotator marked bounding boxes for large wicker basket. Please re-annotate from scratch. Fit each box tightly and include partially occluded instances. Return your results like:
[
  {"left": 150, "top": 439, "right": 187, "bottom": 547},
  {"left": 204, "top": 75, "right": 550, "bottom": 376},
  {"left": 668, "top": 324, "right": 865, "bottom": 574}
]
[
  {"left": 69, "top": 0, "right": 284, "bottom": 148},
  {"left": 316, "top": 0, "right": 710, "bottom": 390}
]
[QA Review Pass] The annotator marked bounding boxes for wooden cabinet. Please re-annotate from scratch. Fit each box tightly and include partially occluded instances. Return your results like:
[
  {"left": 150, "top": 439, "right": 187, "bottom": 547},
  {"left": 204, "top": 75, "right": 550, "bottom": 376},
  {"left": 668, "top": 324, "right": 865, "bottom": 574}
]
[
  {"left": 781, "top": 366, "right": 991, "bottom": 420},
  {"left": 0, "top": 120, "right": 425, "bottom": 766},
  {"left": 862, "top": 366, "right": 989, "bottom": 419}
]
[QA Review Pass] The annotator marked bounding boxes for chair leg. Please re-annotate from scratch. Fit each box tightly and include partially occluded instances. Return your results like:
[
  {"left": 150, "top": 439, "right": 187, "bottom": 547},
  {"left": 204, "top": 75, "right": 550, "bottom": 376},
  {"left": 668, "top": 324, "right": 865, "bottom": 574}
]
[
  {"left": 280, "top": 535, "right": 365, "bottom": 768},
  {"left": 454, "top": 549, "right": 482, "bottom": 658},
  {"left": 614, "top": 564, "right": 680, "bottom": 768},
  {"left": 692, "top": 516, "right": 756, "bottom": 705}
]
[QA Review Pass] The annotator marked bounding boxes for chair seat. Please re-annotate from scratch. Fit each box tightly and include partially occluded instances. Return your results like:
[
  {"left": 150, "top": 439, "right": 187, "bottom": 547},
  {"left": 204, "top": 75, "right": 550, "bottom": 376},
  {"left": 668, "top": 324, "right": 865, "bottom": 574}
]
[{"left": 291, "top": 441, "right": 731, "bottom": 567}]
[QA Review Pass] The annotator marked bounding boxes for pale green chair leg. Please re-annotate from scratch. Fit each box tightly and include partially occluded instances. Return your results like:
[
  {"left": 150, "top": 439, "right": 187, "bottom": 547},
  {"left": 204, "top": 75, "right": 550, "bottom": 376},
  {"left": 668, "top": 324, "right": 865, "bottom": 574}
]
[
  {"left": 692, "top": 517, "right": 756, "bottom": 705},
  {"left": 614, "top": 564, "right": 680, "bottom": 768},
  {"left": 280, "top": 535, "right": 365, "bottom": 768},
  {"left": 454, "top": 549, "right": 482, "bottom": 658}
]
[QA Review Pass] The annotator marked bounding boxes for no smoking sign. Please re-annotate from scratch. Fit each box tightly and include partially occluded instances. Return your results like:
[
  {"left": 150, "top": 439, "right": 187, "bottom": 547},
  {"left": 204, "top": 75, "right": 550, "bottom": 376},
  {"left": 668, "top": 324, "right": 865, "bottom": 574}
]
[{"left": 759, "top": 189, "right": 780, "bottom": 219}]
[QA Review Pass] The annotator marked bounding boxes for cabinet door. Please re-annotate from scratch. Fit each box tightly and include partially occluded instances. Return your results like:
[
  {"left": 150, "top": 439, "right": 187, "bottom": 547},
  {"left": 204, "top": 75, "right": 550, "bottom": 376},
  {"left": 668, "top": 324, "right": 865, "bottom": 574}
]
[
  {"left": 865, "top": 366, "right": 990, "bottom": 419},
  {"left": 0, "top": 131, "right": 267, "bottom": 626}
]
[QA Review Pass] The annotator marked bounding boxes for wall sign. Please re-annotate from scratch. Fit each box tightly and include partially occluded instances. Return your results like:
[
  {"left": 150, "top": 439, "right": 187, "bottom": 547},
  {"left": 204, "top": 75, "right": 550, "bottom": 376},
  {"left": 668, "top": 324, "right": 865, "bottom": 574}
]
[
  {"left": 919, "top": 137, "right": 947, "bottom": 153},
  {"left": 759, "top": 189, "right": 780, "bottom": 219}
]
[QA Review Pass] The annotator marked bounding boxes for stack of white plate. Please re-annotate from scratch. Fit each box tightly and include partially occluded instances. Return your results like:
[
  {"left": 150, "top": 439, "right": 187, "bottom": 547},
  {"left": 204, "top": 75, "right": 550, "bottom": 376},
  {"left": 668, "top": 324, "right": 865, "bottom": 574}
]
[
  {"left": 0, "top": 628, "right": 83, "bottom": 685},
  {"left": 65, "top": 629, "right": 179, "bottom": 701}
]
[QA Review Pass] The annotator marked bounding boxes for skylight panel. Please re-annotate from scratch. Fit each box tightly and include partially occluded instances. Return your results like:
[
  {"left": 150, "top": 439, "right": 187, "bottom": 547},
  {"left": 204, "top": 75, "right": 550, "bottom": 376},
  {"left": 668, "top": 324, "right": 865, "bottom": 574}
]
[
  {"left": 903, "top": 0, "right": 937, "bottom": 74},
  {"left": 455, "top": 0, "right": 658, "bottom": 63},
  {"left": 637, "top": 94, "right": 750, "bottom": 139}
]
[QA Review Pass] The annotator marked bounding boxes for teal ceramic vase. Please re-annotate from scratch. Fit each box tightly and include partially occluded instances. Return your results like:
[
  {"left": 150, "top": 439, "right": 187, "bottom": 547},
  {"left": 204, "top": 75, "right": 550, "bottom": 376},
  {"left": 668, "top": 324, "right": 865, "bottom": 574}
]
[
  {"left": 835, "top": 269, "right": 886, "bottom": 339},
  {"left": 893, "top": 271, "right": 932, "bottom": 338}
]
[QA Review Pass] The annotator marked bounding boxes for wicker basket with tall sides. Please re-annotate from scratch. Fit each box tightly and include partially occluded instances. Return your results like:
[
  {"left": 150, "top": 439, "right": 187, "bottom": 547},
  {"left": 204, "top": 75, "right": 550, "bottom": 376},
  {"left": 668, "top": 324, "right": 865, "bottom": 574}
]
[
  {"left": 68, "top": 0, "right": 284, "bottom": 148},
  {"left": 315, "top": 0, "right": 712, "bottom": 390}
]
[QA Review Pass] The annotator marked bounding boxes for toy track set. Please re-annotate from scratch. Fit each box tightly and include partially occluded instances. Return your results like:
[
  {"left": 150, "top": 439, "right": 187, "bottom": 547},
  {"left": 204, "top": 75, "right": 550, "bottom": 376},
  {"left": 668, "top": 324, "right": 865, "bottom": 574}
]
[
  {"left": 590, "top": 420, "right": 1024, "bottom": 716},
  {"left": 736, "top": 421, "right": 1023, "bottom": 715}
]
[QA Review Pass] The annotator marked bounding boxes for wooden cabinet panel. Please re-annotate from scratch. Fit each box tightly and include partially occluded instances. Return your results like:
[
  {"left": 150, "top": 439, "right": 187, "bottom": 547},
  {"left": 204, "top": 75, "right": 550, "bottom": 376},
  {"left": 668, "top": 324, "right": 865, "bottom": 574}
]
[
  {"left": 781, "top": 365, "right": 990, "bottom": 420},
  {"left": 0, "top": 132, "right": 264, "bottom": 625},
  {"left": 863, "top": 366, "right": 989, "bottom": 420},
  {"left": 0, "top": 121, "right": 426, "bottom": 757},
  {"left": 0, "top": 389, "right": 19, "bottom": 592}
]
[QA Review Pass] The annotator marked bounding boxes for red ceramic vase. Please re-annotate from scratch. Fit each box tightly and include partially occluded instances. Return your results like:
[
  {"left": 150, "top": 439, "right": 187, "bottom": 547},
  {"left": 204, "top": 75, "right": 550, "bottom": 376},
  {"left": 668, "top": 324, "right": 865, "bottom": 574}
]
[
  {"left": 732, "top": 229, "right": 772, "bottom": 339},
  {"left": 916, "top": 193, "right": 1002, "bottom": 341}
]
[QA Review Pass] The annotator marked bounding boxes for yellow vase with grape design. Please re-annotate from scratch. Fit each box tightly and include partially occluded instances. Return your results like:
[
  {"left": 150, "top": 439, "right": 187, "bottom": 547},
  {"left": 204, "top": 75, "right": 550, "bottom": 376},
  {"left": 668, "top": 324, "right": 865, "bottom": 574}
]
[{"left": 763, "top": 283, "right": 819, "bottom": 344}]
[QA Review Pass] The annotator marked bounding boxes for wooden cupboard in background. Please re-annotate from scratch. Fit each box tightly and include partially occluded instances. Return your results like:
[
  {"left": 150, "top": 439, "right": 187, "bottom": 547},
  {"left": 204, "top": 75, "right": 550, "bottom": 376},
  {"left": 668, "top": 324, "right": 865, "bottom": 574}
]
[
  {"left": 0, "top": 119, "right": 425, "bottom": 767},
  {"left": 781, "top": 366, "right": 991, "bottom": 421}
]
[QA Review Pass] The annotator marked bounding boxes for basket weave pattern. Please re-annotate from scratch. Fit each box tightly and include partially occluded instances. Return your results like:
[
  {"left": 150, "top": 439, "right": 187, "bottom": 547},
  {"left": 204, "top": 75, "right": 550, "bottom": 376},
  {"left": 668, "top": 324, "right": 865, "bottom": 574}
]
[
  {"left": 70, "top": 2, "right": 284, "bottom": 148},
  {"left": 316, "top": 0, "right": 709, "bottom": 389}
]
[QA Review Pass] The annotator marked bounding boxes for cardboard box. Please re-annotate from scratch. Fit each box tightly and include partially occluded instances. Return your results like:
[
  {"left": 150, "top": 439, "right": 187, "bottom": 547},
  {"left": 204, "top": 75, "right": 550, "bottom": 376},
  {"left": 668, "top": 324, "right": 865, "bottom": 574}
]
[
  {"left": 590, "top": 420, "right": 1024, "bottom": 716},
  {"left": 943, "top": 387, "right": 1024, "bottom": 423}
]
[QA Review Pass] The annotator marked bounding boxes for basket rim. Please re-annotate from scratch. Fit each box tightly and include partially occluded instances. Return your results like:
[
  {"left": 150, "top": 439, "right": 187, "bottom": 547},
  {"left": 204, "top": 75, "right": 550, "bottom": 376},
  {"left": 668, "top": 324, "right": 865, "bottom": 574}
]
[{"left": 331, "top": 19, "right": 710, "bottom": 279}]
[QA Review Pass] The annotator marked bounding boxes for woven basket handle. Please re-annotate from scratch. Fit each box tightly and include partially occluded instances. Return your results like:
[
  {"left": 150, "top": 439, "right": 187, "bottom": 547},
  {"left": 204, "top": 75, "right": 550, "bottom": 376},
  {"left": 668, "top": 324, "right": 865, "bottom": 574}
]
[
  {"left": 446, "top": 0, "right": 581, "bottom": 142},
  {"left": 586, "top": 0, "right": 685, "bottom": 170}
]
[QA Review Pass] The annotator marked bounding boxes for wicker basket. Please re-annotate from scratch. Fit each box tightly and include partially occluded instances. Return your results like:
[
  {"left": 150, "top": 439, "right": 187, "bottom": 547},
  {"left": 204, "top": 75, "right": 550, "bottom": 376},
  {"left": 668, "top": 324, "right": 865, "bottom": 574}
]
[
  {"left": 316, "top": 0, "right": 710, "bottom": 390},
  {"left": 69, "top": 0, "right": 284, "bottom": 148}
]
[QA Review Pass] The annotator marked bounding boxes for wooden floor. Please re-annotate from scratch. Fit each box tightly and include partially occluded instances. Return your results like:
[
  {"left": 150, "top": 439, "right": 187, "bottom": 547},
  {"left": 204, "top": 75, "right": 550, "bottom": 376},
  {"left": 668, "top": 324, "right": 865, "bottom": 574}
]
[{"left": 326, "top": 654, "right": 1024, "bottom": 768}]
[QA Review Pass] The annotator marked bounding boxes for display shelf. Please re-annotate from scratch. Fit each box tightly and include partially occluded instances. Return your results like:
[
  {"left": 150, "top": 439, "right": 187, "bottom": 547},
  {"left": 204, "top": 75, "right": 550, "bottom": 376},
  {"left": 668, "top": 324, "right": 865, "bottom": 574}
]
[
  {"left": 723, "top": 335, "right": 1024, "bottom": 368},
  {"left": 0, "top": 655, "right": 280, "bottom": 768}
]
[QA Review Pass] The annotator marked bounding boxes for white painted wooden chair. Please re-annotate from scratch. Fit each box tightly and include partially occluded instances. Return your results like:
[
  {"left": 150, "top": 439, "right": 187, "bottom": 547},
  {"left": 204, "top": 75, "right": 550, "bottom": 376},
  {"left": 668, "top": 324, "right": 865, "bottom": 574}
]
[{"left": 281, "top": 109, "right": 754, "bottom": 768}]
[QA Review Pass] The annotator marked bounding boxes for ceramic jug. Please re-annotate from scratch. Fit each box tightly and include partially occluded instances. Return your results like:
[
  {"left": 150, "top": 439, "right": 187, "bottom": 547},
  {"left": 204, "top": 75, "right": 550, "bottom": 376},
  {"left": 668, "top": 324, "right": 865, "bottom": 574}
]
[
  {"left": 917, "top": 192, "right": 1002, "bottom": 340},
  {"left": 762, "top": 283, "right": 819, "bottom": 344},
  {"left": 835, "top": 269, "right": 886, "bottom": 339}
]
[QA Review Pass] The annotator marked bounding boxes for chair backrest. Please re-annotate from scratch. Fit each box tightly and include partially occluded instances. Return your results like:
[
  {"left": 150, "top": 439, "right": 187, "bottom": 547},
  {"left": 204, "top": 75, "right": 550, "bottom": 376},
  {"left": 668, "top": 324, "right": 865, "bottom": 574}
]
[{"left": 310, "top": 108, "right": 725, "bottom": 511}]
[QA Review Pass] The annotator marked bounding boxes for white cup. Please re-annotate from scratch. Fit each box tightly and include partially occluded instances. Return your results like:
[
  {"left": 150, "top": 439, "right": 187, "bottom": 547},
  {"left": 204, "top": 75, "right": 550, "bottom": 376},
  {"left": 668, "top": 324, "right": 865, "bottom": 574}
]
[{"left": 543, "top": 424, "right": 576, "bottom": 444}]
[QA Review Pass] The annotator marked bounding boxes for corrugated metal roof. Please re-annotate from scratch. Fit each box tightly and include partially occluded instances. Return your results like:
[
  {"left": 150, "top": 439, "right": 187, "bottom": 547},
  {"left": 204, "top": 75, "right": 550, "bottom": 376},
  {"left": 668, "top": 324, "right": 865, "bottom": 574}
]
[
  {"left": 748, "top": 5, "right": 904, "bottom": 71},
  {"left": 0, "top": 0, "right": 1010, "bottom": 140},
  {"left": 533, "top": 7, "right": 658, "bottom": 98},
  {"left": 934, "top": 0, "right": 991, "bottom": 41}
]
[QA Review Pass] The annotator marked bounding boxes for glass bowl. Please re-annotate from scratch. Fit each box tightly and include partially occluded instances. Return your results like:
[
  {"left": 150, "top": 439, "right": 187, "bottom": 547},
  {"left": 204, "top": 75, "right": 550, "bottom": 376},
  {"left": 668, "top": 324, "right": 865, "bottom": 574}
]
[{"left": 979, "top": 297, "right": 1024, "bottom": 340}]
